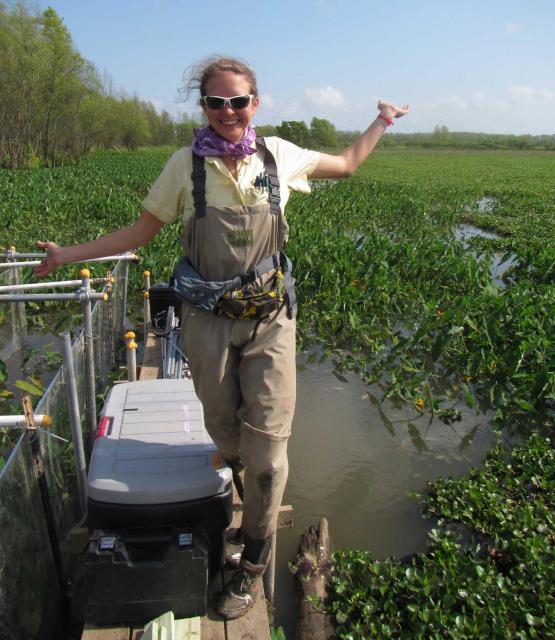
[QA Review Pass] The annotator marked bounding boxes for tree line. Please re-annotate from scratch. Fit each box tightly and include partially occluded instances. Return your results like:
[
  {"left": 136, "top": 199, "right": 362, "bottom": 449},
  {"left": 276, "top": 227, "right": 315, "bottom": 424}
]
[
  {"left": 0, "top": 4, "right": 201, "bottom": 168},
  {"left": 1, "top": 4, "right": 553, "bottom": 170}
]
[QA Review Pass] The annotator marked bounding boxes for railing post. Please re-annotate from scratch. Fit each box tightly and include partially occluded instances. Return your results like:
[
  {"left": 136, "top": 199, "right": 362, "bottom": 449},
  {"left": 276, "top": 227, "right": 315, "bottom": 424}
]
[
  {"left": 60, "top": 331, "right": 88, "bottom": 516},
  {"left": 121, "top": 260, "right": 129, "bottom": 333},
  {"left": 125, "top": 331, "right": 137, "bottom": 382},
  {"left": 143, "top": 270, "right": 151, "bottom": 330},
  {"left": 8, "top": 245, "right": 27, "bottom": 344},
  {"left": 81, "top": 268, "right": 97, "bottom": 438}
]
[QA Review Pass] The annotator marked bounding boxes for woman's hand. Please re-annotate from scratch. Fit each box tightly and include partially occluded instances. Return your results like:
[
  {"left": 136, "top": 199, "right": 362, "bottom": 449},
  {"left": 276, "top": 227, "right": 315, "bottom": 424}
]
[
  {"left": 33, "top": 210, "right": 165, "bottom": 279},
  {"left": 377, "top": 100, "right": 410, "bottom": 121},
  {"left": 34, "top": 241, "right": 63, "bottom": 278}
]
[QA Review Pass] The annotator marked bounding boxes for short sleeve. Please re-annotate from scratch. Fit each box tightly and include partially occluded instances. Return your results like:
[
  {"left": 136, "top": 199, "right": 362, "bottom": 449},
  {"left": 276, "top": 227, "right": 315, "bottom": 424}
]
[
  {"left": 142, "top": 148, "right": 192, "bottom": 224},
  {"left": 264, "top": 137, "right": 320, "bottom": 195}
]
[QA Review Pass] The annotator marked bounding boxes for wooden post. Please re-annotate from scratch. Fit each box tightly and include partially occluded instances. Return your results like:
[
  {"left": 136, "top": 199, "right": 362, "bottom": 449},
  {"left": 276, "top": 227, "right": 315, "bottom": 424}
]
[{"left": 295, "top": 518, "right": 335, "bottom": 640}]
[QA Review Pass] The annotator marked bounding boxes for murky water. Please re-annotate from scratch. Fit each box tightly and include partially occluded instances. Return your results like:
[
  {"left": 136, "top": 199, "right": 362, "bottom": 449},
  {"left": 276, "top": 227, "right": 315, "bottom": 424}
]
[
  {"left": 273, "top": 357, "right": 495, "bottom": 637},
  {"left": 454, "top": 223, "right": 517, "bottom": 286}
]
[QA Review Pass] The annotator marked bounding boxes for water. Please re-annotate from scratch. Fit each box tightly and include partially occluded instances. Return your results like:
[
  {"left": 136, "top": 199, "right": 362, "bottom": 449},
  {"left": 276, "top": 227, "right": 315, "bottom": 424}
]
[
  {"left": 273, "top": 358, "right": 495, "bottom": 637},
  {"left": 454, "top": 223, "right": 517, "bottom": 286}
]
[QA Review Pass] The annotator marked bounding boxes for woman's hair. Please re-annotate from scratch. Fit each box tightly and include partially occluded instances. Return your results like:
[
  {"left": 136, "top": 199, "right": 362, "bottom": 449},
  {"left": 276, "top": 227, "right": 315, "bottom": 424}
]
[{"left": 180, "top": 55, "right": 258, "bottom": 101}]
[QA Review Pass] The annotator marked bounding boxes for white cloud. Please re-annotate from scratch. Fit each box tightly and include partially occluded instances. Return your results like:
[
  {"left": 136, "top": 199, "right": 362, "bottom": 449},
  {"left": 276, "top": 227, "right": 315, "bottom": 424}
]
[
  {"left": 304, "top": 85, "right": 347, "bottom": 108},
  {"left": 507, "top": 85, "right": 555, "bottom": 102},
  {"left": 506, "top": 21, "right": 524, "bottom": 35}
]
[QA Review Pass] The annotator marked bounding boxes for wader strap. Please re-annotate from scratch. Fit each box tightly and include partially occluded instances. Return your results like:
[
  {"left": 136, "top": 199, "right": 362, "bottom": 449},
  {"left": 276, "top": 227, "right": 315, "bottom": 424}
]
[
  {"left": 281, "top": 253, "right": 297, "bottom": 319},
  {"left": 191, "top": 139, "right": 281, "bottom": 217},
  {"left": 256, "top": 137, "right": 281, "bottom": 215},
  {"left": 191, "top": 152, "right": 207, "bottom": 218}
]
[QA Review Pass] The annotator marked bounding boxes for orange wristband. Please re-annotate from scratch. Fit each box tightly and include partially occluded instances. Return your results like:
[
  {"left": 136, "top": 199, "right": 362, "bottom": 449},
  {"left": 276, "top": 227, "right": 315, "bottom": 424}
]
[{"left": 377, "top": 113, "right": 394, "bottom": 126}]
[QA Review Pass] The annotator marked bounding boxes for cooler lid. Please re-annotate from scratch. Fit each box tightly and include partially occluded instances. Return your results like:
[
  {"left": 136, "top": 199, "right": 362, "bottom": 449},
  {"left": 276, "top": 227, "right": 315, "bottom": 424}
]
[{"left": 87, "top": 379, "right": 231, "bottom": 505}]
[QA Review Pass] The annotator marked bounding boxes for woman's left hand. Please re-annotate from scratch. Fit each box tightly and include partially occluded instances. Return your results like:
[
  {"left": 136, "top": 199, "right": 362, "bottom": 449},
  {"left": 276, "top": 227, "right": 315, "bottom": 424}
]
[{"left": 377, "top": 100, "right": 410, "bottom": 120}]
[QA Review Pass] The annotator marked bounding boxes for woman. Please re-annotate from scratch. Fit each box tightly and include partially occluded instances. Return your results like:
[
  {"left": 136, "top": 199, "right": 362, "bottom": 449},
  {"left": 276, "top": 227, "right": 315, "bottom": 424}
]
[{"left": 35, "top": 55, "right": 409, "bottom": 620}]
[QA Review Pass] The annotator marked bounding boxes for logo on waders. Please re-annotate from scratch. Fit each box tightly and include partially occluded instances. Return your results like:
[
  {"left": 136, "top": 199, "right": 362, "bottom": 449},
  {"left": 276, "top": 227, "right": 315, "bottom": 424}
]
[{"left": 226, "top": 229, "right": 254, "bottom": 247}]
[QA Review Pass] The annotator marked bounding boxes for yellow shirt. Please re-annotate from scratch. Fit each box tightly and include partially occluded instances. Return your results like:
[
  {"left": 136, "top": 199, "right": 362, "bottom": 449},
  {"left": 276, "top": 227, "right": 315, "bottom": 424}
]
[{"left": 143, "top": 137, "right": 320, "bottom": 225}]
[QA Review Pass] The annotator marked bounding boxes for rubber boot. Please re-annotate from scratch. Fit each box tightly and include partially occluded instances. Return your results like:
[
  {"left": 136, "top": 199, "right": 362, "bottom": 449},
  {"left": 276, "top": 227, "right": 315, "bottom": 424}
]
[{"left": 217, "top": 535, "right": 271, "bottom": 620}]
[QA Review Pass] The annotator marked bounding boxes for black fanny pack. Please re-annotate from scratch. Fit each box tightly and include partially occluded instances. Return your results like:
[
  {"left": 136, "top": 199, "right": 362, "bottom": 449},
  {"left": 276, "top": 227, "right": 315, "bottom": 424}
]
[{"left": 172, "top": 252, "right": 297, "bottom": 319}]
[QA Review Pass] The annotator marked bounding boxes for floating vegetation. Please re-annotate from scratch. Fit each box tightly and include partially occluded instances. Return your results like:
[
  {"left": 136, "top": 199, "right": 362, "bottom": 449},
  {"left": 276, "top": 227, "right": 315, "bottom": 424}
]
[
  {"left": 286, "top": 150, "right": 554, "bottom": 430},
  {"left": 328, "top": 433, "right": 555, "bottom": 639}
]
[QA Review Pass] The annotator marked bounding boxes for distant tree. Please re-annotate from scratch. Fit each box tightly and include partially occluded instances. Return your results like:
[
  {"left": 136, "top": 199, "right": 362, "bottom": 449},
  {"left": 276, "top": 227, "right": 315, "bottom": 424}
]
[
  {"left": 255, "top": 124, "right": 278, "bottom": 137},
  {"left": 175, "top": 112, "right": 203, "bottom": 147},
  {"left": 309, "top": 117, "right": 338, "bottom": 148},
  {"left": 276, "top": 120, "right": 310, "bottom": 147}
]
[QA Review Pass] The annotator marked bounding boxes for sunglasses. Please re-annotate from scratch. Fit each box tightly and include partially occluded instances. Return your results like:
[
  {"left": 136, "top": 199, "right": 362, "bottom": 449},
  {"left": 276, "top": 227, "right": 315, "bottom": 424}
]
[{"left": 201, "top": 94, "right": 255, "bottom": 110}]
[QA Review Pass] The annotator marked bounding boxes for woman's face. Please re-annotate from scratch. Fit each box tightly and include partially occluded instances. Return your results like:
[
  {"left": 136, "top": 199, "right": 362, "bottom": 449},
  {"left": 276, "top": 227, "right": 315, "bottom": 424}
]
[{"left": 202, "top": 71, "right": 259, "bottom": 143}]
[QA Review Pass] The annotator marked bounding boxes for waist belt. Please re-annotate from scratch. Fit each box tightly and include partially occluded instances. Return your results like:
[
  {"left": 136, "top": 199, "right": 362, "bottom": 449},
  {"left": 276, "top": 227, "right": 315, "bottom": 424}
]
[{"left": 172, "top": 252, "right": 297, "bottom": 319}]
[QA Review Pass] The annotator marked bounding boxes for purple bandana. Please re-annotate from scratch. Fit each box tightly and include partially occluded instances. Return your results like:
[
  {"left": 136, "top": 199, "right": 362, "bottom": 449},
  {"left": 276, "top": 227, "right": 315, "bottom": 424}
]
[{"left": 192, "top": 125, "right": 257, "bottom": 160}]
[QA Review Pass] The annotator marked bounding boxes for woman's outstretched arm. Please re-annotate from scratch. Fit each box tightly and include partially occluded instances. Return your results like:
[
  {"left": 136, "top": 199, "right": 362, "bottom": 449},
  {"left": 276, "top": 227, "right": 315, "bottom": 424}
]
[
  {"left": 34, "top": 209, "right": 165, "bottom": 277},
  {"left": 310, "top": 100, "right": 410, "bottom": 179}
]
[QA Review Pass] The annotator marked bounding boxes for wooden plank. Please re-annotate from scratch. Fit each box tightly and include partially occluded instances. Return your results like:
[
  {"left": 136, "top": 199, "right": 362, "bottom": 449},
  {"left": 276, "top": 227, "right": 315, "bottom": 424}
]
[
  {"left": 225, "top": 576, "right": 270, "bottom": 640},
  {"left": 139, "top": 331, "right": 161, "bottom": 380},
  {"left": 201, "top": 569, "right": 226, "bottom": 640},
  {"left": 81, "top": 626, "right": 130, "bottom": 640},
  {"left": 277, "top": 505, "right": 293, "bottom": 529},
  {"left": 230, "top": 503, "right": 293, "bottom": 530},
  {"left": 201, "top": 613, "right": 226, "bottom": 640}
]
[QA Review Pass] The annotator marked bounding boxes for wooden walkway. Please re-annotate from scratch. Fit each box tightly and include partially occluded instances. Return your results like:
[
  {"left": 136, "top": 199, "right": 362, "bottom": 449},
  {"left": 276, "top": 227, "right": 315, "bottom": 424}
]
[{"left": 81, "top": 330, "right": 292, "bottom": 640}]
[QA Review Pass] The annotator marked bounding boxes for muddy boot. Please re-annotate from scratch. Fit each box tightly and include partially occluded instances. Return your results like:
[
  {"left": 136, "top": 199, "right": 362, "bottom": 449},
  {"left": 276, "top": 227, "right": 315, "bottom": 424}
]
[{"left": 217, "top": 535, "right": 271, "bottom": 620}]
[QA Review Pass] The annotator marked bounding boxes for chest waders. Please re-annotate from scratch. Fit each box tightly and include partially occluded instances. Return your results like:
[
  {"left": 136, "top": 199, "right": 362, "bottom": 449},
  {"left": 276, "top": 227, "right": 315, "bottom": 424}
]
[
  {"left": 176, "top": 139, "right": 296, "bottom": 584},
  {"left": 172, "top": 139, "right": 297, "bottom": 322}
]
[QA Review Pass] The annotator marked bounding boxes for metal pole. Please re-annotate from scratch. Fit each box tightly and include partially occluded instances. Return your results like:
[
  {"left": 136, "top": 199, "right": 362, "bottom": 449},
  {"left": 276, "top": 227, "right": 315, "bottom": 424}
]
[
  {"left": 121, "top": 260, "right": 129, "bottom": 332},
  {"left": 81, "top": 268, "right": 97, "bottom": 439},
  {"left": 60, "top": 331, "right": 88, "bottom": 516},
  {"left": 125, "top": 331, "right": 137, "bottom": 382},
  {"left": 8, "top": 246, "right": 27, "bottom": 344},
  {"left": 0, "top": 276, "right": 109, "bottom": 292},
  {"left": 0, "top": 251, "right": 139, "bottom": 269},
  {"left": 143, "top": 270, "right": 151, "bottom": 330},
  {"left": 0, "top": 291, "right": 107, "bottom": 302}
]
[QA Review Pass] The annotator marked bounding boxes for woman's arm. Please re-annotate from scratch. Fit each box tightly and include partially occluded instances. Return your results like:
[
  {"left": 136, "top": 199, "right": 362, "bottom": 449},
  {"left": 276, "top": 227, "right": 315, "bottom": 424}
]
[
  {"left": 34, "top": 209, "right": 165, "bottom": 277},
  {"left": 310, "top": 101, "right": 410, "bottom": 179}
]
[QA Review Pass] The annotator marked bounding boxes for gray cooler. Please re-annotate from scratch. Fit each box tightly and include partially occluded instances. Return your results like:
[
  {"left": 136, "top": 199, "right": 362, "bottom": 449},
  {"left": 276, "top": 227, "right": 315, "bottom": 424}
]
[{"left": 85, "top": 379, "right": 233, "bottom": 623}]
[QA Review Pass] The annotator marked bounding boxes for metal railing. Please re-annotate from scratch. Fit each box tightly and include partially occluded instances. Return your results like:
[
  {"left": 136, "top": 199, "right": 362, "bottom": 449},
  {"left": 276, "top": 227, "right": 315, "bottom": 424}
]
[{"left": 0, "top": 253, "right": 136, "bottom": 638}]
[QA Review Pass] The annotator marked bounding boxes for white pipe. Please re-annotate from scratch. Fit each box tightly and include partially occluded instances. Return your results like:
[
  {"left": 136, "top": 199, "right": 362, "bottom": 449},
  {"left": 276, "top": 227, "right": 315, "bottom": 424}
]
[
  {"left": 0, "top": 277, "right": 108, "bottom": 292},
  {"left": 0, "top": 415, "right": 51, "bottom": 428},
  {"left": 0, "top": 292, "right": 108, "bottom": 302},
  {"left": 81, "top": 270, "right": 97, "bottom": 439},
  {"left": 0, "top": 252, "right": 44, "bottom": 258},
  {"left": 0, "top": 252, "right": 139, "bottom": 269},
  {"left": 61, "top": 331, "right": 88, "bottom": 516}
]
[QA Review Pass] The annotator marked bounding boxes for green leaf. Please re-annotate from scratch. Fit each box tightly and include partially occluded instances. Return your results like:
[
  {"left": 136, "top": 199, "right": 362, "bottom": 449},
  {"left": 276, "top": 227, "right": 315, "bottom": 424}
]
[{"left": 14, "top": 380, "right": 44, "bottom": 396}]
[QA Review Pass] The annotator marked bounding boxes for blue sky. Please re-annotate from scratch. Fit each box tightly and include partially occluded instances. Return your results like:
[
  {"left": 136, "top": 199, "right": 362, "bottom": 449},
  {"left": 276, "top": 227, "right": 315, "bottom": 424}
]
[{"left": 41, "top": 0, "right": 555, "bottom": 135}]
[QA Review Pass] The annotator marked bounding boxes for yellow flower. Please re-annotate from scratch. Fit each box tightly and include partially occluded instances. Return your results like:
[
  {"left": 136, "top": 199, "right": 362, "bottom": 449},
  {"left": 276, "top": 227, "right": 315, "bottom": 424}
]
[
  {"left": 436, "top": 309, "right": 444, "bottom": 317},
  {"left": 415, "top": 398, "right": 425, "bottom": 410}
]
